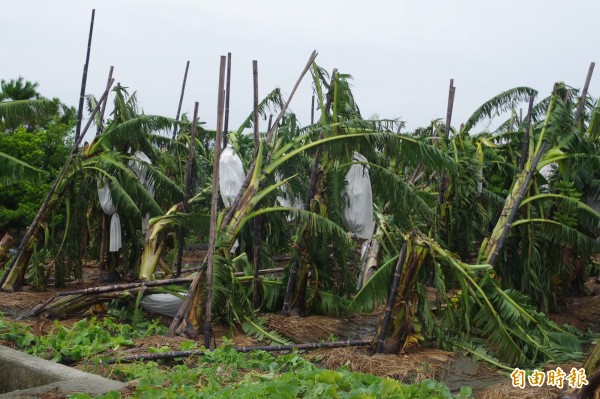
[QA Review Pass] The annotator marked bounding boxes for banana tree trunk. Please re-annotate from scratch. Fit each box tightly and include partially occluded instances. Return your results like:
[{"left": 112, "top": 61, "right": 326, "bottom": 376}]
[
  {"left": 139, "top": 204, "right": 181, "bottom": 280},
  {"left": 478, "top": 142, "right": 547, "bottom": 267},
  {"left": 373, "top": 232, "right": 429, "bottom": 354},
  {"left": 559, "top": 341, "right": 600, "bottom": 398},
  {"left": 360, "top": 226, "right": 382, "bottom": 289},
  {"left": 479, "top": 84, "right": 559, "bottom": 267}
]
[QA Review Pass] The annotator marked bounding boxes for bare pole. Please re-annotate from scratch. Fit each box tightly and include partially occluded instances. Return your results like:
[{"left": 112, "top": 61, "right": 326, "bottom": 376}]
[
  {"left": 437, "top": 79, "right": 455, "bottom": 205},
  {"left": 204, "top": 56, "right": 227, "bottom": 348},
  {"left": 172, "top": 61, "right": 190, "bottom": 140},
  {"left": 445, "top": 80, "right": 455, "bottom": 139},
  {"left": 75, "top": 9, "right": 96, "bottom": 143},
  {"left": 1, "top": 78, "right": 115, "bottom": 290},
  {"left": 266, "top": 50, "right": 318, "bottom": 143},
  {"left": 104, "top": 339, "right": 371, "bottom": 364},
  {"left": 96, "top": 65, "right": 114, "bottom": 136},
  {"left": 223, "top": 53, "right": 232, "bottom": 147},
  {"left": 174, "top": 102, "right": 199, "bottom": 277},
  {"left": 97, "top": 65, "right": 114, "bottom": 269},
  {"left": 252, "top": 60, "right": 261, "bottom": 309},
  {"left": 574, "top": 62, "right": 595, "bottom": 127},
  {"left": 311, "top": 94, "right": 315, "bottom": 124}
]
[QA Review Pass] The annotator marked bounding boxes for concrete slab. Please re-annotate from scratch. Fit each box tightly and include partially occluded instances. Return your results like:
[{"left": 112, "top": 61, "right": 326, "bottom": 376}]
[{"left": 0, "top": 345, "right": 125, "bottom": 398}]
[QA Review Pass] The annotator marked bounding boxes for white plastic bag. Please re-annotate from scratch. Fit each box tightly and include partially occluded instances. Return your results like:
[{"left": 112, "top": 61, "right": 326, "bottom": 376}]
[
  {"left": 219, "top": 145, "right": 245, "bottom": 207},
  {"left": 109, "top": 212, "right": 122, "bottom": 252},
  {"left": 97, "top": 179, "right": 122, "bottom": 252},
  {"left": 140, "top": 293, "right": 185, "bottom": 317},
  {"left": 342, "top": 153, "right": 374, "bottom": 240}
]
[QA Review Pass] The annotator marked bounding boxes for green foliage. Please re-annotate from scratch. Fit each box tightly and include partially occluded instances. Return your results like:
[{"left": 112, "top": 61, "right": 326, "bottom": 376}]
[
  {"left": 0, "top": 118, "right": 73, "bottom": 232},
  {"left": 72, "top": 344, "right": 472, "bottom": 399},
  {"left": 0, "top": 315, "right": 166, "bottom": 363}
]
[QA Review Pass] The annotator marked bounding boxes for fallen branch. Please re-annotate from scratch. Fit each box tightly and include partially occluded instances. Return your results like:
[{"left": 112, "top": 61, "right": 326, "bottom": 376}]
[
  {"left": 19, "top": 277, "right": 194, "bottom": 319},
  {"left": 102, "top": 339, "right": 371, "bottom": 364}
]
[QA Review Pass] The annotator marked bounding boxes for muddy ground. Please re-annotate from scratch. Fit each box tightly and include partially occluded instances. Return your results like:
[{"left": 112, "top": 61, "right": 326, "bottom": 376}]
[{"left": 0, "top": 260, "right": 599, "bottom": 399}]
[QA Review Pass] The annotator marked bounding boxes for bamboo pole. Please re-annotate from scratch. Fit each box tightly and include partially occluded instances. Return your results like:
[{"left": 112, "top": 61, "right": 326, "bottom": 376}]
[
  {"left": 0, "top": 78, "right": 115, "bottom": 291},
  {"left": 96, "top": 65, "right": 114, "bottom": 136},
  {"left": 98, "top": 66, "right": 114, "bottom": 269},
  {"left": 437, "top": 79, "right": 455, "bottom": 205},
  {"left": 374, "top": 242, "right": 408, "bottom": 354},
  {"left": 223, "top": 53, "right": 232, "bottom": 147},
  {"left": 253, "top": 60, "right": 260, "bottom": 148},
  {"left": 75, "top": 9, "right": 96, "bottom": 143},
  {"left": 518, "top": 96, "right": 535, "bottom": 172},
  {"left": 573, "top": 62, "right": 595, "bottom": 127},
  {"left": 203, "top": 56, "right": 227, "bottom": 347},
  {"left": 103, "top": 339, "right": 371, "bottom": 364},
  {"left": 252, "top": 60, "right": 262, "bottom": 309},
  {"left": 172, "top": 61, "right": 190, "bottom": 140},
  {"left": 311, "top": 94, "right": 315, "bottom": 124},
  {"left": 175, "top": 102, "right": 199, "bottom": 277},
  {"left": 444, "top": 80, "right": 455, "bottom": 139}
]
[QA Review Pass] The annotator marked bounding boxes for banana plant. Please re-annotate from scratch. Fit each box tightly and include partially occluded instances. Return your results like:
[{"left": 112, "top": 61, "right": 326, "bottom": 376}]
[{"left": 1, "top": 86, "right": 181, "bottom": 291}]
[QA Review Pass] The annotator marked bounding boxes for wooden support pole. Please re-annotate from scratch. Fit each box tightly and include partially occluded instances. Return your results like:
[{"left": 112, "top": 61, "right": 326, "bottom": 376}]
[
  {"left": 252, "top": 60, "right": 261, "bottom": 309},
  {"left": 96, "top": 65, "right": 114, "bottom": 136},
  {"left": 175, "top": 102, "right": 199, "bottom": 277},
  {"left": 204, "top": 56, "right": 227, "bottom": 348},
  {"left": 75, "top": 9, "right": 95, "bottom": 143},
  {"left": 311, "top": 94, "right": 315, "bottom": 124},
  {"left": 172, "top": 61, "right": 190, "bottom": 140},
  {"left": 437, "top": 79, "right": 455, "bottom": 205},
  {"left": 574, "top": 62, "right": 595, "bottom": 127},
  {"left": 223, "top": 53, "right": 232, "bottom": 147},
  {"left": 103, "top": 339, "right": 371, "bottom": 364}
]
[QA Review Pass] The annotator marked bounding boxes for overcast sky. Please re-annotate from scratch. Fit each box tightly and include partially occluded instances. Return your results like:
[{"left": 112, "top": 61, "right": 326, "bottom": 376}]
[{"left": 2, "top": 0, "right": 599, "bottom": 140}]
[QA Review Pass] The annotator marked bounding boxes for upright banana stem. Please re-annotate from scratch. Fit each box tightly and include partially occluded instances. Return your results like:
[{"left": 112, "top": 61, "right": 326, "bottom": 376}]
[
  {"left": 282, "top": 68, "right": 337, "bottom": 317},
  {"left": 485, "top": 142, "right": 547, "bottom": 267},
  {"left": 479, "top": 84, "right": 559, "bottom": 267}
]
